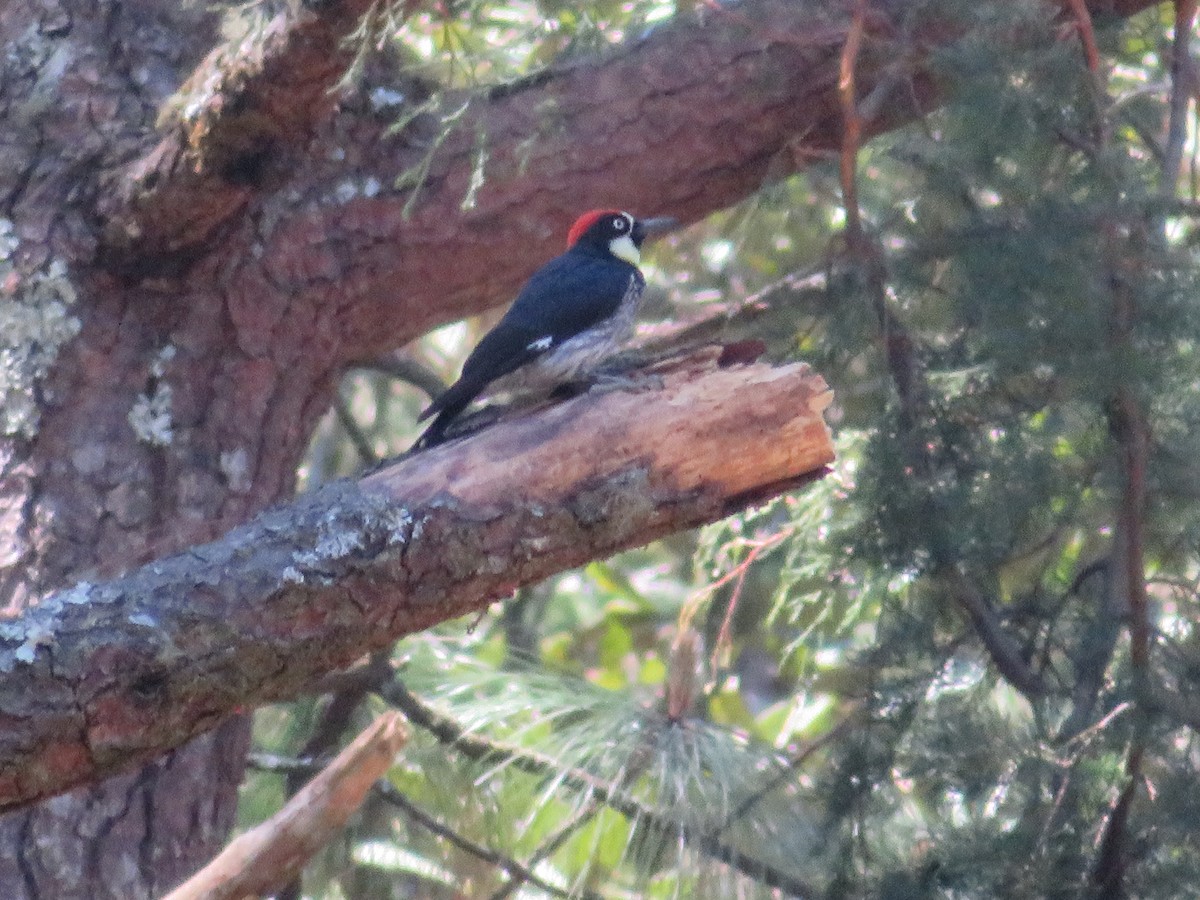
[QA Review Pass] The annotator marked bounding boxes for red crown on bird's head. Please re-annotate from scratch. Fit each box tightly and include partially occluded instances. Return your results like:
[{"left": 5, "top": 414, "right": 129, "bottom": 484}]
[{"left": 567, "top": 209, "right": 625, "bottom": 248}]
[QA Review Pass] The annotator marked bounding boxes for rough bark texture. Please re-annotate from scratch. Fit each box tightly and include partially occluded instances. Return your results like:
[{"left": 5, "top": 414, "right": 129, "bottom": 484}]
[
  {"left": 0, "top": 0, "right": 1159, "bottom": 895},
  {"left": 0, "top": 356, "right": 833, "bottom": 810}
]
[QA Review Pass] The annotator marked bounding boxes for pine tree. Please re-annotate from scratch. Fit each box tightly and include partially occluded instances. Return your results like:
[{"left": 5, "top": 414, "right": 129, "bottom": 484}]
[
  {"left": 4, "top": 0, "right": 1195, "bottom": 896},
  {"left": 280, "top": 3, "right": 1199, "bottom": 896}
]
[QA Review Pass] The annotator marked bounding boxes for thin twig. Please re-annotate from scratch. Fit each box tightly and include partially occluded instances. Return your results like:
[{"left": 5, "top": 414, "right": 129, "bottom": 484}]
[
  {"left": 686, "top": 526, "right": 795, "bottom": 677},
  {"left": 710, "top": 536, "right": 774, "bottom": 670},
  {"left": 375, "top": 781, "right": 595, "bottom": 900},
  {"left": 1062, "top": 0, "right": 1101, "bottom": 74},
  {"left": 1059, "top": 702, "right": 1133, "bottom": 753},
  {"left": 379, "top": 680, "right": 817, "bottom": 897},
  {"left": 717, "top": 706, "right": 865, "bottom": 833},
  {"left": 334, "top": 393, "right": 379, "bottom": 465},
  {"left": 838, "top": 0, "right": 869, "bottom": 243},
  {"left": 357, "top": 353, "right": 448, "bottom": 400},
  {"left": 485, "top": 801, "right": 601, "bottom": 900}
]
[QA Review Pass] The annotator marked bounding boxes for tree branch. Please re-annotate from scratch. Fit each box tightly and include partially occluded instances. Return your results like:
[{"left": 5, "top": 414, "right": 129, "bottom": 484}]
[
  {"left": 91, "top": 1, "right": 1163, "bottom": 350},
  {"left": 163, "top": 711, "right": 408, "bottom": 900},
  {"left": 374, "top": 781, "right": 601, "bottom": 900},
  {"left": 379, "top": 680, "right": 817, "bottom": 897},
  {"left": 96, "top": 0, "right": 390, "bottom": 271},
  {"left": 0, "top": 352, "right": 833, "bottom": 810},
  {"left": 259, "top": 0, "right": 928, "bottom": 359}
]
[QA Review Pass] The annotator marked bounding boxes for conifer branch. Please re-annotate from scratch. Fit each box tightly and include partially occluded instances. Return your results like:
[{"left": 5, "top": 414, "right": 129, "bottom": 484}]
[
  {"left": 832, "top": 224, "right": 1046, "bottom": 697},
  {"left": 374, "top": 781, "right": 597, "bottom": 900},
  {"left": 380, "top": 679, "right": 818, "bottom": 897}
]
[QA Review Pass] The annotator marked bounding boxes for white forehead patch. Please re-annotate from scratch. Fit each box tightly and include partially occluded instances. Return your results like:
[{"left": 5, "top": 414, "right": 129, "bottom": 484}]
[{"left": 527, "top": 335, "right": 554, "bottom": 352}]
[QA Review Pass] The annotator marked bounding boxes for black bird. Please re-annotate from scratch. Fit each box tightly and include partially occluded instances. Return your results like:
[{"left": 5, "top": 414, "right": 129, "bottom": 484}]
[{"left": 415, "top": 209, "right": 675, "bottom": 448}]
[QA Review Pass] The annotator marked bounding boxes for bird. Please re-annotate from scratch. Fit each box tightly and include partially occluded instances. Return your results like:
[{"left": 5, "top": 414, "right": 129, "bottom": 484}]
[{"left": 413, "top": 209, "right": 676, "bottom": 449}]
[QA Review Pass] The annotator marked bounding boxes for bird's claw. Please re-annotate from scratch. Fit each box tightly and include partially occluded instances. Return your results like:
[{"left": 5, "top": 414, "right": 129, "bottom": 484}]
[{"left": 587, "top": 371, "right": 663, "bottom": 395}]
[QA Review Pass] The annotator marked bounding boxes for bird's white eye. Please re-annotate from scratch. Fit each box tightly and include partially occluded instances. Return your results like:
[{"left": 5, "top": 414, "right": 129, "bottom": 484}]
[{"left": 613, "top": 218, "right": 626, "bottom": 230}]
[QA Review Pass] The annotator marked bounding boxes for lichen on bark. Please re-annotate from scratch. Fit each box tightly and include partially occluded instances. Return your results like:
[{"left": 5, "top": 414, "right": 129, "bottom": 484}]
[{"left": 0, "top": 220, "right": 81, "bottom": 439}]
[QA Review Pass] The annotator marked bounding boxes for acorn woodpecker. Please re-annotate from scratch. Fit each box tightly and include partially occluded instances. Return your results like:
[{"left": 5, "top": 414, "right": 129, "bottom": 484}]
[{"left": 414, "top": 209, "right": 676, "bottom": 448}]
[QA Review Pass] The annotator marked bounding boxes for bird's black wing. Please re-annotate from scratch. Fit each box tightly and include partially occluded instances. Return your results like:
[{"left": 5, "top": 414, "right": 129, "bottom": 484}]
[
  {"left": 412, "top": 321, "right": 542, "bottom": 449},
  {"left": 414, "top": 252, "right": 638, "bottom": 448},
  {"left": 502, "top": 252, "right": 639, "bottom": 347},
  {"left": 458, "top": 318, "right": 547, "bottom": 385}
]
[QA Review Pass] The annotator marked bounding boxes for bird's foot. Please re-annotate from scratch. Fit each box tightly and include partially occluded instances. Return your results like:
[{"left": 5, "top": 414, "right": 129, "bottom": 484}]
[
  {"left": 587, "top": 371, "right": 664, "bottom": 395},
  {"left": 547, "top": 370, "right": 663, "bottom": 402}
]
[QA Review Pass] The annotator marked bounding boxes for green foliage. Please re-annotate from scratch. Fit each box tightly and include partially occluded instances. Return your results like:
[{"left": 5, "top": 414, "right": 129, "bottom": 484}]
[
  {"left": 391, "top": 636, "right": 825, "bottom": 896},
  {"left": 251, "top": 1, "right": 1200, "bottom": 896}
]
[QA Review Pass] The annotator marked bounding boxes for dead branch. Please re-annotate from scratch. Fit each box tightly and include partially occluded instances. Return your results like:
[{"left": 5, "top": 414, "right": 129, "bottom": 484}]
[
  {"left": 0, "top": 352, "right": 833, "bottom": 811},
  {"left": 163, "top": 711, "right": 408, "bottom": 900},
  {"left": 244, "top": 750, "right": 601, "bottom": 900}
]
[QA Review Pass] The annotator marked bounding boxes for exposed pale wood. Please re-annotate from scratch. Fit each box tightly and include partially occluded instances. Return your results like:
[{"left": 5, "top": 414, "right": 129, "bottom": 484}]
[
  {"left": 381, "top": 349, "right": 834, "bottom": 508},
  {"left": 162, "top": 712, "right": 408, "bottom": 900}
]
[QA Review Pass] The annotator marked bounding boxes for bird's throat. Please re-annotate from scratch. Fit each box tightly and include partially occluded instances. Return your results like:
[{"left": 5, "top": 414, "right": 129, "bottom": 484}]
[{"left": 608, "top": 234, "right": 640, "bottom": 266}]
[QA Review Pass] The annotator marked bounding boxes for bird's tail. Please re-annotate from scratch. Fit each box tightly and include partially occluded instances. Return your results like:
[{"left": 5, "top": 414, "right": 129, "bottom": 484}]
[{"left": 412, "top": 377, "right": 483, "bottom": 450}]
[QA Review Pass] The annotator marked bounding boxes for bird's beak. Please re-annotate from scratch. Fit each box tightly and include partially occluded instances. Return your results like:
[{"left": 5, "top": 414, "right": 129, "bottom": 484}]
[{"left": 633, "top": 216, "right": 680, "bottom": 244}]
